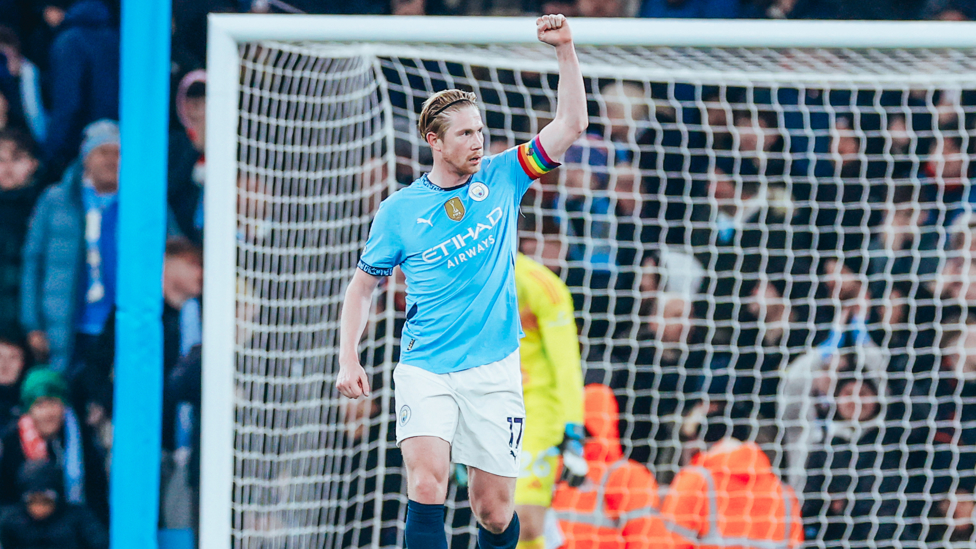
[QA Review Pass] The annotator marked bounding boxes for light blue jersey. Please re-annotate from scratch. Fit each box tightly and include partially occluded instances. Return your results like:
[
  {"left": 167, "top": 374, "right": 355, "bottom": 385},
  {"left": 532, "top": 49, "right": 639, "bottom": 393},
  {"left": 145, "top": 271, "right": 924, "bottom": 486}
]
[{"left": 359, "top": 137, "right": 560, "bottom": 374}]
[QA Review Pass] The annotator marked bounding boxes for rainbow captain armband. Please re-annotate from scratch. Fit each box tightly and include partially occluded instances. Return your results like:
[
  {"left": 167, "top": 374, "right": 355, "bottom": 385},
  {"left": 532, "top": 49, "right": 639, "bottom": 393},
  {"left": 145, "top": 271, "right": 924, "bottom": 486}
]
[{"left": 517, "top": 136, "right": 560, "bottom": 179}]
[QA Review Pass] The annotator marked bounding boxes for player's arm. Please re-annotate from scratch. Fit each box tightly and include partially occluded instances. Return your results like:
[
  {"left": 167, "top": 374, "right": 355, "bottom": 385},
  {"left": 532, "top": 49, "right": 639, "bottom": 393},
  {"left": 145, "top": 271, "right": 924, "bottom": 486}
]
[
  {"left": 536, "top": 14, "right": 587, "bottom": 160},
  {"left": 337, "top": 269, "right": 382, "bottom": 399}
]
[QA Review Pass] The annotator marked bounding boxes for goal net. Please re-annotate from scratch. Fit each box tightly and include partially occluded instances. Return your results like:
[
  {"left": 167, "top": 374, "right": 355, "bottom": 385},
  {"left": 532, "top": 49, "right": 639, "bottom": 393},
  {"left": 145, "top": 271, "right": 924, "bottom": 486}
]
[{"left": 203, "top": 16, "right": 976, "bottom": 549}]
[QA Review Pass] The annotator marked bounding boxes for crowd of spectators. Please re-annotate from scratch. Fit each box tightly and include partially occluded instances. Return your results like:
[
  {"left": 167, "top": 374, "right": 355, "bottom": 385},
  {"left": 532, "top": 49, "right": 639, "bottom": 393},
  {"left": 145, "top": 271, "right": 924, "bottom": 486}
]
[{"left": 0, "top": 0, "right": 974, "bottom": 548}]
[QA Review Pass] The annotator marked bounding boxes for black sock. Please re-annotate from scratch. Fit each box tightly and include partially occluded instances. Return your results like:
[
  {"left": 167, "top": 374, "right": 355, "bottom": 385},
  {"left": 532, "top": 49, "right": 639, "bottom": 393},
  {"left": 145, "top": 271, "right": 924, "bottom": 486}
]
[
  {"left": 405, "top": 500, "right": 448, "bottom": 549},
  {"left": 478, "top": 511, "right": 520, "bottom": 549}
]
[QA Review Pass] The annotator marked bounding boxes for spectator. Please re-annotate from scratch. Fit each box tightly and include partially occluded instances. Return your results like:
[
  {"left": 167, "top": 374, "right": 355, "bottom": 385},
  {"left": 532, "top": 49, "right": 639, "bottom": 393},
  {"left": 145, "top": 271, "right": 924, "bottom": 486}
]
[
  {"left": 576, "top": 0, "right": 629, "bottom": 16},
  {"left": 742, "top": 0, "right": 841, "bottom": 19},
  {"left": 816, "top": 253, "right": 873, "bottom": 353},
  {"left": 19, "top": 2, "right": 73, "bottom": 70},
  {"left": 697, "top": 156, "right": 792, "bottom": 342},
  {"left": 0, "top": 26, "right": 46, "bottom": 143},
  {"left": 725, "top": 267, "right": 812, "bottom": 430},
  {"left": 638, "top": 0, "right": 739, "bottom": 18},
  {"left": 778, "top": 346, "right": 887, "bottom": 492},
  {"left": 866, "top": 114, "right": 919, "bottom": 181},
  {"left": 44, "top": 0, "right": 119, "bottom": 180},
  {"left": 0, "top": 459, "right": 108, "bottom": 549},
  {"left": 551, "top": 384, "right": 667, "bottom": 548},
  {"left": 558, "top": 136, "right": 617, "bottom": 339},
  {"left": 923, "top": 314, "right": 976, "bottom": 449},
  {"left": 20, "top": 120, "right": 119, "bottom": 374},
  {"left": 655, "top": 401, "right": 803, "bottom": 549},
  {"left": 800, "top": 367, "right": 923, "bottom": 547},
  {"left": 921, "top": 132, "right": 971, "bottom": 228},
  {"left": 926, "top": 0, "right": 976, "bottom": 20},
  {"left": 0, "top": 128, "right": 40, "bottom": 329},
  {"left": 0, "top": 369, "right": 109, "bottom": 525},
  {"left": 599, "top": 81, "right": 649, "bottom": 147},
  {"left": 929, "top": 219, "right": 976, "bottom": 305},
  {"left": 518, "top": 213, "right": 567, "bottom": 275},
  {"left": 0, "top": 329, "right": 28, "bottom": 430},
  {"left": 613, "top": 291, "right": 705, "bottom": 476},
  {"left": 168, "top": 70, "right": 206, "bottom": 245},
  {"left": 72, "top": 237, "right": 203, "bottom": 455},
  {"left": 729, "top": 110, "right": 787, "bottom": 185},
  {"left": 925, "top": 453, "right": 976, "bottom": 547},
  {"left": 868, "top": 184, "right": 941, "bottom": 293}
]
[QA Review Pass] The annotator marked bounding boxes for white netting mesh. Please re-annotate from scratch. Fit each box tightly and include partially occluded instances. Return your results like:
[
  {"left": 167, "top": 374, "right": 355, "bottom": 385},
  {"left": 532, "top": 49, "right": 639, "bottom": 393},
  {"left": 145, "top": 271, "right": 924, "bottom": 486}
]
[{"left": 229, "top": 40, "right": 976, "bottom": 548}]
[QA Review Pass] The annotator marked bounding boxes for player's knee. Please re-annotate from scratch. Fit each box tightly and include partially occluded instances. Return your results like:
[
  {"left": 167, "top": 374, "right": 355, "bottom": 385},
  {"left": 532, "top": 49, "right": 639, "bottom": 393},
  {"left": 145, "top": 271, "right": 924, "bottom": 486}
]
[
  {"left": 408, "top": 474, "right": 448, "bottom": 504},
  {"left": 476, "top": 504, "right": 514, "bottom": 534}
]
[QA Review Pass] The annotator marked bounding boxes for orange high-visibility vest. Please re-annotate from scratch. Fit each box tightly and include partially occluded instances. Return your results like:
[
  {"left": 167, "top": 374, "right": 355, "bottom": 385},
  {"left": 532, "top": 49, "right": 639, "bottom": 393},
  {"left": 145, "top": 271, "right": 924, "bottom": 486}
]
[
  {"left": 553, "top": 458, "right": 664, "bottom": 549},
  {"left": 657, "top": 440, "right": 803, "bottom": 549}
]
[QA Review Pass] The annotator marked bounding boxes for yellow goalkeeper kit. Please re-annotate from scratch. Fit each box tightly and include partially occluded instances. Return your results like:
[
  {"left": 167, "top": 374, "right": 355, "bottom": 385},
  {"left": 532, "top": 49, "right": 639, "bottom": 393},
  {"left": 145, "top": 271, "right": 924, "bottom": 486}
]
[{"left": 514, "top": 253, "right": 584, "bottom": 507}]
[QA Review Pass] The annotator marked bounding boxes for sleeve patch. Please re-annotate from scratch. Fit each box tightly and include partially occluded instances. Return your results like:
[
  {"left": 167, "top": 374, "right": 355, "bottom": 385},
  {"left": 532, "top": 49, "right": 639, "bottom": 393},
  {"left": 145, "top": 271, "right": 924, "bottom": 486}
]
[
  {"left": 358, "top": 260, "right": 393, "bottom": 277},
  {"left": 517, "top": 136, "right": 560, "bottom": 179}
]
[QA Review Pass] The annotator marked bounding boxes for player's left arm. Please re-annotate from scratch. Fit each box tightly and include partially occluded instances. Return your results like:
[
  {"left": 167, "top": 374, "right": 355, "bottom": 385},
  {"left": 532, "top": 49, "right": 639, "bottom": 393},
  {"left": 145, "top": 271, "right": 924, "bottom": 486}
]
[{"left": 536, "top": 14, "right": 587, "bottom": 161}]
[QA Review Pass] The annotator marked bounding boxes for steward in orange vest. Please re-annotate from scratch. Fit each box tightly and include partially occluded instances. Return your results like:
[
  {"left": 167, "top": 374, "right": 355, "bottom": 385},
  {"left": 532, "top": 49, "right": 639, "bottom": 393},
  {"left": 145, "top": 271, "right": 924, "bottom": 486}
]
[
  {"left": 551, "top": 384, "right": 668, "bottom": 548},
  {"left": 655, "top": 401, "right": 803, "bottom": 549}
]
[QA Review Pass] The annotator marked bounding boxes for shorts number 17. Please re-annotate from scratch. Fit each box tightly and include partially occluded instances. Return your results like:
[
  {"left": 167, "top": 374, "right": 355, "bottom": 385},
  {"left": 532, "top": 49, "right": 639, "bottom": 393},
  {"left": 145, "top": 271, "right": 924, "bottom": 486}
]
[{"left": 507, "top": 417, "right": 524, "bottom": 450}]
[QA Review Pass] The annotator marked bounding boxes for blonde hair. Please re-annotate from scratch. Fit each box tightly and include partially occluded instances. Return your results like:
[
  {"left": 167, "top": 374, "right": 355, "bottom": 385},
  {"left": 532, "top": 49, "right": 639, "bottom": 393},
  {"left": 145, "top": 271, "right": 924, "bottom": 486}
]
[{"left": 418, "top": 89, "right": 478, "bottom": 140}]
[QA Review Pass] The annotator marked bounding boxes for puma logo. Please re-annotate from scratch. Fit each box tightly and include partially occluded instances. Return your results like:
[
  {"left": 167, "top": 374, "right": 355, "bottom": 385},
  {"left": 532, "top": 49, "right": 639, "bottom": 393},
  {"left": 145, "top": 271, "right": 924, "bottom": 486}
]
[{"left": 416, "top": 215, "right": 434, "bottom": 227}]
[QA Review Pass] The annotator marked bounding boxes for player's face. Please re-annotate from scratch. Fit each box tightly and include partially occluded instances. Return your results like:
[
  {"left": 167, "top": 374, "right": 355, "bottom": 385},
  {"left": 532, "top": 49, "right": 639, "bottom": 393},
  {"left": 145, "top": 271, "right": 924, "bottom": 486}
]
[{"left": 438, "top": 106, "right": 484, "bottom": 176}]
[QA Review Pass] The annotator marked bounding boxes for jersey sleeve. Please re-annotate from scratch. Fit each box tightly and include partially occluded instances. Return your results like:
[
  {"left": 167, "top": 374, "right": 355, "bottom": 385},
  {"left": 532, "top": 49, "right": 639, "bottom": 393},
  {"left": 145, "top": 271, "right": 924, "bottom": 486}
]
[
  {"left": 489, "top": 136, "right": 561, "bottom": 201},
  {"left": 358, "top": 202, "right": 404, "bottom": 277},
  {"left": 524, "top": 266, "right": 584, "bottom": 426}
]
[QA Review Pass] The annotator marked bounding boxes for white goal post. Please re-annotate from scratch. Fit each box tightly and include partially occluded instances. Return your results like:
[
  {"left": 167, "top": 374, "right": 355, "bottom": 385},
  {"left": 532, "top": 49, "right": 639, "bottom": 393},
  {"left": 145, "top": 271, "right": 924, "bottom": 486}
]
[{"left": 203, "top": 15, "right": 976, "bottom": 549}]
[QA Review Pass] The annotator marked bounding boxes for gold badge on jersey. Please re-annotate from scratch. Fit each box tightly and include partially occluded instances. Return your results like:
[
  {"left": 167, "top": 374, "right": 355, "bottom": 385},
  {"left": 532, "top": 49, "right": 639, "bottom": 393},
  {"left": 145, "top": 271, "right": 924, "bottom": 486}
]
[{"left": 445, "top": 197, "right": 465, "bottom": 221}]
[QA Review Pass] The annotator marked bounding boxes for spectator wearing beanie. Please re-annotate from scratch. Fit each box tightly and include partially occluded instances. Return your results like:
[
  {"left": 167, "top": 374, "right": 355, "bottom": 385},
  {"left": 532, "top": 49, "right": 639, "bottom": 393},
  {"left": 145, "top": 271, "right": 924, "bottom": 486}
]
[
  {"left": 44, "top": 0, "right": 119, "bottom": 180},
  {"left": 0, "top": 459, "right": 108, "bottom": 549},
  {"left": 0, "top": 368, "right": 108, "bottom": 526},
  {"left": 20, "top": 120, "right": 119, "bottom": 375}
]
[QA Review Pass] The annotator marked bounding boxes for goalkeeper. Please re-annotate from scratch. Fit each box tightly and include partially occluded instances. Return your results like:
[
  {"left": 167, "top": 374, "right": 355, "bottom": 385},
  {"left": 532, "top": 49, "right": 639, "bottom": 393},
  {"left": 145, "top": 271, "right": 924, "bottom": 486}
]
[{"left": 514, "top": 251, "right": 586, "bottom": 549}]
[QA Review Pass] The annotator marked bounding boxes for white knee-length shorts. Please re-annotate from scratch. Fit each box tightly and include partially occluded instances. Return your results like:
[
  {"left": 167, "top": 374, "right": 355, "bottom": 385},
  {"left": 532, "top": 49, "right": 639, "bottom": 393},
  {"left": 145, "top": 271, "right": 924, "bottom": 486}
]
[{"left": 393, "top": 349, "right": 525, "bottom": 478}]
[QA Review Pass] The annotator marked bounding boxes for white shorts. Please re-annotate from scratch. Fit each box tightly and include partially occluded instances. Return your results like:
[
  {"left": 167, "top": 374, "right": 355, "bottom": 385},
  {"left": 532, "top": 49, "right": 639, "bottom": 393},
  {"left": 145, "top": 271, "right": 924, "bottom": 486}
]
[{"left": 393, "top": 350, "right": 526, "bottom": 478}]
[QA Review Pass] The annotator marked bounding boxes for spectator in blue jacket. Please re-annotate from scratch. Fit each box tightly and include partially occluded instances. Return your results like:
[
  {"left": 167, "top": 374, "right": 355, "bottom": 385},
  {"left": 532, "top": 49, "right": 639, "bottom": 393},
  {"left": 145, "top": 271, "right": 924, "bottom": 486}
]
[
  {"left": 639, "top": 0, "right": 739, "bottom": 18},
  {"left": 44, "top": 0, "right": 119, "bottom": 180},
  {"left": 20, "top": 120, "right": 119, "bottom": 375}
]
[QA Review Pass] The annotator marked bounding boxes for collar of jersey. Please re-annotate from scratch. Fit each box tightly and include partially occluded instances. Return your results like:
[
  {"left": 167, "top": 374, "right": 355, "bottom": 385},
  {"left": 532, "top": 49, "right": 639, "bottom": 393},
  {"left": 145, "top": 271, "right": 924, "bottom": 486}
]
[{"left": 418, "top": 173, "right": 472, "bottom": 192}]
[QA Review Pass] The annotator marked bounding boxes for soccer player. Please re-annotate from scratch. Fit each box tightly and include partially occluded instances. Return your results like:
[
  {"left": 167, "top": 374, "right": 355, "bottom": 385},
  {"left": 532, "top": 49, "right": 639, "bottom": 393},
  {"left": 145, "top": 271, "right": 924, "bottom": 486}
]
[
  {"left": 336, "top": 13, "right": 586, "bottom": 549},
  {"left": 513, "top": 251, "right": 585, "bottom": 549}
]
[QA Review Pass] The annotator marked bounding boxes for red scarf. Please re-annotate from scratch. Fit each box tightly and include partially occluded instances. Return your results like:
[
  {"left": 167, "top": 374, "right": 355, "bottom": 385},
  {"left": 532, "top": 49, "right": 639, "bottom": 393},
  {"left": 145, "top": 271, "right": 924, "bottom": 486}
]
[{"left": 18, "top": 415, "right": 47, "bottom": 461}]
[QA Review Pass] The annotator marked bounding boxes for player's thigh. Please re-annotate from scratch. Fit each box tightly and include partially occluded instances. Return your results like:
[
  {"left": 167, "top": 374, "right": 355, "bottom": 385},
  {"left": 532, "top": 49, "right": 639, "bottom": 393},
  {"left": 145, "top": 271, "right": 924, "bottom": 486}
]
[
  {"left": 393, "top": 363, "right": 459, "bottom": 504},
  {"left": 515, "top": 442, "right": 560, "bottom": 508},
  {"left": 451, "top": 350, "right": 525, "bottom": 478}
]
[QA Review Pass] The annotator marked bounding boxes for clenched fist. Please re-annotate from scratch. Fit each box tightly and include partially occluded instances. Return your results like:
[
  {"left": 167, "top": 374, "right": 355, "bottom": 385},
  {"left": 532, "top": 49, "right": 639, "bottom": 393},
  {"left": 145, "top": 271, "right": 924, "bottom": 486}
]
[
  {"left": 537, "top": 14, "right": 572, "bottom": 48},
  {"left": 337, "top": 360, "right": 371, "bottom": 399}
]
